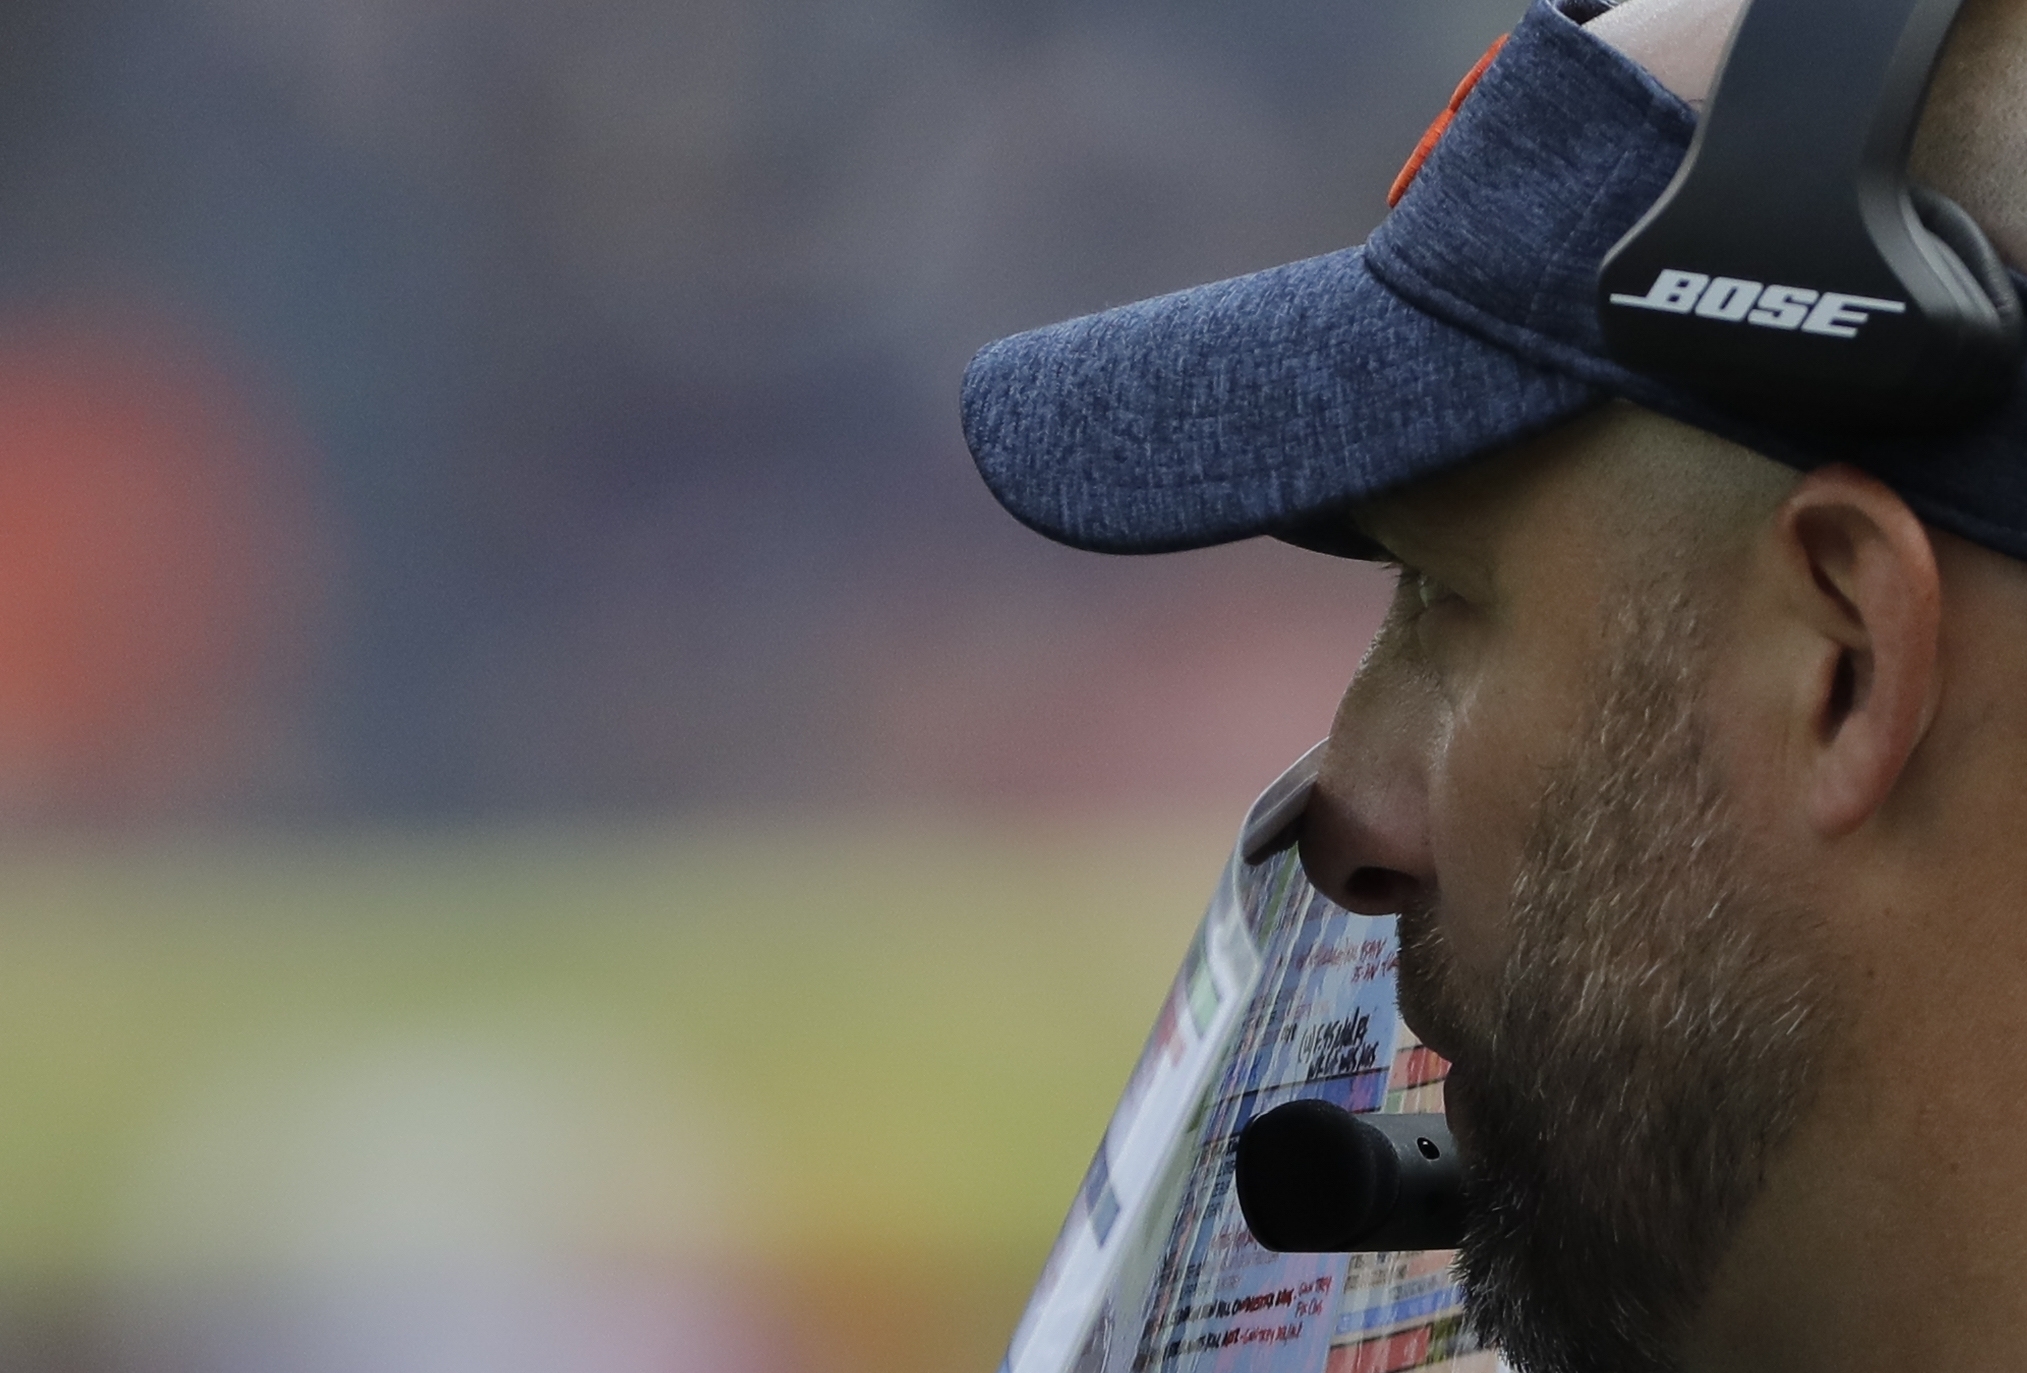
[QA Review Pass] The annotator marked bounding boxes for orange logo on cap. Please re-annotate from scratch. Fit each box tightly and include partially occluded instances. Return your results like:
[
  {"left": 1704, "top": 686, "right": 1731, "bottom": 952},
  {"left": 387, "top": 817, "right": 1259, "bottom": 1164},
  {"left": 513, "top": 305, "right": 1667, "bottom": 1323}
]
[{"left": 1387, "top": 34, "right": 1510, "bottom": 208}]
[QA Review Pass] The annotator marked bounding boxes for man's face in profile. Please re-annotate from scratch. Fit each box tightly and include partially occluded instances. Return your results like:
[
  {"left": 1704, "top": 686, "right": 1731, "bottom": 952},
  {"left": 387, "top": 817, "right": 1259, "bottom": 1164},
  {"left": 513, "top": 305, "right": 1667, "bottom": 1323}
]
[{"left": 1301, "top": 407, "right": 1837, "bottom": 1373}]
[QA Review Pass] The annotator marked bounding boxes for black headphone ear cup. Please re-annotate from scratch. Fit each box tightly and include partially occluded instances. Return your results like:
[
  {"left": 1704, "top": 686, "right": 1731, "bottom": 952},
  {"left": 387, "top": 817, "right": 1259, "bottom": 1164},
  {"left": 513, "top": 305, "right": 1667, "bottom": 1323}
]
[{"left": 1910, "top": 183, "right": 2024, "bottom": 335}]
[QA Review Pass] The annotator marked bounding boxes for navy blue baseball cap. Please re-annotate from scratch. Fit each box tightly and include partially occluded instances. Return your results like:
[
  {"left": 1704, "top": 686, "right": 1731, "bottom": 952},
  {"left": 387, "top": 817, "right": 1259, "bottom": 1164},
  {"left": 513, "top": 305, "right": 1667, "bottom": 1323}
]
[{"left": 959, "top": 0, "right": 2027, "bottom": 562}]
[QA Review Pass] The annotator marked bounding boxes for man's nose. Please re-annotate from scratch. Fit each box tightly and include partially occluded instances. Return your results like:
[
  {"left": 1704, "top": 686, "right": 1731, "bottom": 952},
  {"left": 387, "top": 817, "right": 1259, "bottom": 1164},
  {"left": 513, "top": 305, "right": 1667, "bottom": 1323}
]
[{"left": 1297, "top": 661, "right": 1438, "bottom": 916}]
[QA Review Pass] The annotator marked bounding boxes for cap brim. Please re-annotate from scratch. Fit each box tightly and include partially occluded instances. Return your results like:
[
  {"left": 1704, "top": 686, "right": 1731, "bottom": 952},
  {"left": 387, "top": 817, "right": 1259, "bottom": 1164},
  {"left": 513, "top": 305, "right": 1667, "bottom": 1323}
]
[{"left": 960, "top": 245, "right": 1603, "bottom": 555}]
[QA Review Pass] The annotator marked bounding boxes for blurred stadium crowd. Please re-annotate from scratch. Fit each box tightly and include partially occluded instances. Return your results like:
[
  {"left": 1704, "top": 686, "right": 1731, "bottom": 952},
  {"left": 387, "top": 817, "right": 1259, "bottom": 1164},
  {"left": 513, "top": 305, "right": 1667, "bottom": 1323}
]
[{"left": 0, "top": 0, "right": 1508, "bottom": 823}]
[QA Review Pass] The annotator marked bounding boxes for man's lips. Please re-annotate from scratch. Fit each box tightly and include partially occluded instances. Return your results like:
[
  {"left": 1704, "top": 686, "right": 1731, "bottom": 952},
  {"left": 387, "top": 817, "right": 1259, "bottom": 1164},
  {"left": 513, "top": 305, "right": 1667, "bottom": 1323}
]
[
  {"left": 1390, "top": 906, "right": 1483, "bottom": 1156},
  {"left": 1397, "top": 998, "right": 1467, "bottom": 1067},
  {"left": 1391, "top": 904, "right": 1475, "bottom": 1062},
  {"left": 1437, "top": 1064, "right": 1477, "bottom": 1157}
]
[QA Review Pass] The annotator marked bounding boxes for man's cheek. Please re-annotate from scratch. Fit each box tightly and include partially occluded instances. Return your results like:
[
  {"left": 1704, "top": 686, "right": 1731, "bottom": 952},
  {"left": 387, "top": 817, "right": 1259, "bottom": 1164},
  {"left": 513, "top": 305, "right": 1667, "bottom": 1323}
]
[{"left": 1424, "top": 685, "right": 1540, "bottom": 984}]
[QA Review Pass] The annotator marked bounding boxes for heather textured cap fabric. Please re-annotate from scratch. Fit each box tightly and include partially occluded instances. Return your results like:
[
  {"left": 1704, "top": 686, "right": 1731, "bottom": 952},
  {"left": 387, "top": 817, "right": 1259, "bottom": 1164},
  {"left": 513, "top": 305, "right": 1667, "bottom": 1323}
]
[{"left": 959, "top": 0, "right": 2027, "bottom": 562}]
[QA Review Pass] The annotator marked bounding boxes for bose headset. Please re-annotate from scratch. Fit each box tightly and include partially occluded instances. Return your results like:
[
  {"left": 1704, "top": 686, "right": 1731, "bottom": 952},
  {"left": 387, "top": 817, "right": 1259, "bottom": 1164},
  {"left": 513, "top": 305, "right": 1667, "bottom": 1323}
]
[
  {"left": 1599, "top": 0, "right": 2023, "bottom": 428},
  {"left": 1233, "top": 0, "right": 2022, "bottom": 1256}
]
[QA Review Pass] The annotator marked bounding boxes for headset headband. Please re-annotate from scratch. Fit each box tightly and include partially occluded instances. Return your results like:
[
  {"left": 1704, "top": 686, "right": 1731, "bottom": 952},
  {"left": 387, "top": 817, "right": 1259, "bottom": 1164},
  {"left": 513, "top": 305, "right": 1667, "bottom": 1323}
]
[{"left": 1597, "top": 0, "right": 2022, "bottom": 428}]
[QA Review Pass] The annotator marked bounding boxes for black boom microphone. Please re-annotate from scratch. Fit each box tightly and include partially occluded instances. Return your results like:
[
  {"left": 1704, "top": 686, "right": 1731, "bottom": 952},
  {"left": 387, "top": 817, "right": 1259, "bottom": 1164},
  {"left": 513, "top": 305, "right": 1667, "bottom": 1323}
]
[{"left": 1234, "top": 1102, "right": 1464, "bottom": 1253}]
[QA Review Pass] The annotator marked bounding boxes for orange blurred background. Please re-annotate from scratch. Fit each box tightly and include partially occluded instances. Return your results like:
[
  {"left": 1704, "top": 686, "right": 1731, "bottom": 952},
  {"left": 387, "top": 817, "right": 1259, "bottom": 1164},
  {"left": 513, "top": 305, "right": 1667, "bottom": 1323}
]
[{"left": 0, "top": 311, "right": 323, "bottom": 818}]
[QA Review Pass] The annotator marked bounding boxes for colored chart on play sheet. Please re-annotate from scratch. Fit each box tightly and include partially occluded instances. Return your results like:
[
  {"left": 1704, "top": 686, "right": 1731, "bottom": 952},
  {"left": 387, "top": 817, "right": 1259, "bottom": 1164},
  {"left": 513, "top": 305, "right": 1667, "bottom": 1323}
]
[{"left": 1000, "top": 833, "right": 1499, "bottom": 1373}]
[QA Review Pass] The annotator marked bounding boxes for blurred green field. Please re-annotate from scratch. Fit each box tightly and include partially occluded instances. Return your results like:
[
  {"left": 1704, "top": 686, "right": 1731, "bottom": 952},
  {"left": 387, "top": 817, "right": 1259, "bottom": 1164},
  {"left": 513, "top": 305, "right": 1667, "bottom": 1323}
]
[{"left": 0, "top": 814, "right": 1237, "bottom": 1370}]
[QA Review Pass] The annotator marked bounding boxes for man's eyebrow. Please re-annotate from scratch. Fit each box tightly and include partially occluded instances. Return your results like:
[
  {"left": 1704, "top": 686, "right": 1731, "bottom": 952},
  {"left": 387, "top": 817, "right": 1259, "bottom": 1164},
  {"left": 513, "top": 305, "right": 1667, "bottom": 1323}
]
[
  {"left": 1357, "top": 501, "right": 1445, "bottom": 565},
  {"left": 1357, "top": 497, "right": 1506, "bottom": 598},
  {"left": 1343, "top": 507, "right": 1423, "bottom": 568}
]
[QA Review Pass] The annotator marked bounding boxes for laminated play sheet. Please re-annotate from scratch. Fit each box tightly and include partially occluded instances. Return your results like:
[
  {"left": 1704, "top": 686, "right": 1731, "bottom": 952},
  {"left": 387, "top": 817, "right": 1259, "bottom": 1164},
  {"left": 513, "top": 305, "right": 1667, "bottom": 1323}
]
[{"left": 999, "top": 758, "right": 1499, "bottom": 1373}]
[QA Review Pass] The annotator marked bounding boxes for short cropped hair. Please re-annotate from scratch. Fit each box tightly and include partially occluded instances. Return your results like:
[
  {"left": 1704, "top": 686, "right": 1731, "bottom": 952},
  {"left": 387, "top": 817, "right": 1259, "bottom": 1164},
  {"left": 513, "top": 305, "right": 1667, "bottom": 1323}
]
[{"left": 1913, "top": 0, "right": 2027, "bottom": 267}]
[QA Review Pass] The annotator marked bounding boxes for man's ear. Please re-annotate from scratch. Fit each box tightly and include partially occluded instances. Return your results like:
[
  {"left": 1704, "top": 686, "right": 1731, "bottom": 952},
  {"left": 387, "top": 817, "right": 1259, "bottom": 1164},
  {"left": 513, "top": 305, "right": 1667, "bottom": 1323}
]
[{"left": 1771, "top": 464, "right": 1942, "bottom": 837}]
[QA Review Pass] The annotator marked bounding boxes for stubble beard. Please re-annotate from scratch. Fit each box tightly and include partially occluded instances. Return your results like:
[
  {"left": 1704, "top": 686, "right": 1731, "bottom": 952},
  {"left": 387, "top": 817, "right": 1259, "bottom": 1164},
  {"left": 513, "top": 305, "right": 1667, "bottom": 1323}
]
[{"left": 1396, "top": 596, "right": 1833, "bottom": 1373}]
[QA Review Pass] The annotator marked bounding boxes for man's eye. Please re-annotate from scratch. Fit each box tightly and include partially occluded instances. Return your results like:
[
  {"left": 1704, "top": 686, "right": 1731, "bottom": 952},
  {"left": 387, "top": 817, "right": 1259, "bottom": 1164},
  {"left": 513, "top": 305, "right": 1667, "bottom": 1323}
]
[{"left": 1390, "top": 564, "right": 1455, "bottom": 615}]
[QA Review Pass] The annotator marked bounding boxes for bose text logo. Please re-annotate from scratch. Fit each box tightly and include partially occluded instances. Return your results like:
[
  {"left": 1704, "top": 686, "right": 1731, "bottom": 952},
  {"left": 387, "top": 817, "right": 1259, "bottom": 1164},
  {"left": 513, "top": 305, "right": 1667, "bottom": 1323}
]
[{"left": 1608, "top": 270, "right": 1906, "bottom": 339}]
